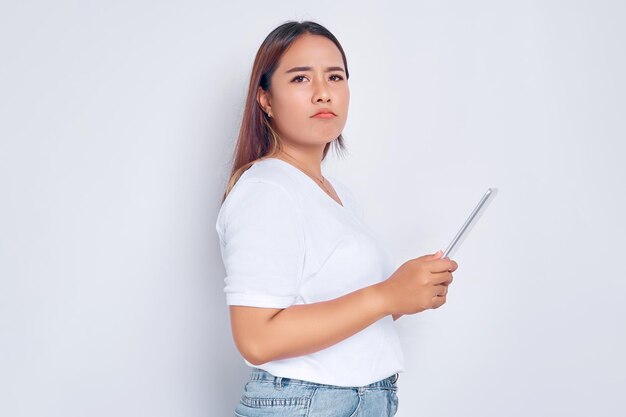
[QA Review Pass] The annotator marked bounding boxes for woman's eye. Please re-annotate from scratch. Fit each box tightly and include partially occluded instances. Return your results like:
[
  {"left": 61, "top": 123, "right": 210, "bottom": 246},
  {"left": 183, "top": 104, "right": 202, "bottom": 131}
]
[
  {"left": 291, "top": 75, "right": 307, "bottom": 83},
  {"left": 291, "top": 74, "right": 344, "bottom": 83}
]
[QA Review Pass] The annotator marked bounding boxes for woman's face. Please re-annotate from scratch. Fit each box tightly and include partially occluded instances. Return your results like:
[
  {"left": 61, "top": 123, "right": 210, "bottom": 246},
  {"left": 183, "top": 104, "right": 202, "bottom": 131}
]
[{"left": 258, "top": 34, "right": 350, "bottom": 149}]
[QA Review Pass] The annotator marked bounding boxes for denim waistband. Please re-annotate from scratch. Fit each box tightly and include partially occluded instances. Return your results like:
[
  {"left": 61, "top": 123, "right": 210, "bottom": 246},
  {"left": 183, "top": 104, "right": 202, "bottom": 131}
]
[{"left": 249, "top": 367, "right": 399, "bottom": 389}]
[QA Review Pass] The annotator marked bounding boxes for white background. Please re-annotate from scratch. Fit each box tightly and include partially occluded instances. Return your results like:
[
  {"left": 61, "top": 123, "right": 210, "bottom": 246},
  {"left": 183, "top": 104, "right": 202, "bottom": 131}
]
[{"left": 1, "top": 1, "right": 624, "bottom": 416}]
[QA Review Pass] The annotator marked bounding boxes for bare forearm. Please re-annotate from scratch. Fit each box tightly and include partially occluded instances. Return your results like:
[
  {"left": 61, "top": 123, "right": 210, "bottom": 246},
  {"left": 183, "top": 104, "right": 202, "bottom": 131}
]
[{"left": 252, "top": 283, "right": 389, "bottom": 364}]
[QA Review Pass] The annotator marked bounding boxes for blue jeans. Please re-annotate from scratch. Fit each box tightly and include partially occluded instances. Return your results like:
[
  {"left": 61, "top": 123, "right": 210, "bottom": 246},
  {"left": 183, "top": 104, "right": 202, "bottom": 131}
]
[{"left": 234, "top": 367, "right": 399, "bottom": 417}]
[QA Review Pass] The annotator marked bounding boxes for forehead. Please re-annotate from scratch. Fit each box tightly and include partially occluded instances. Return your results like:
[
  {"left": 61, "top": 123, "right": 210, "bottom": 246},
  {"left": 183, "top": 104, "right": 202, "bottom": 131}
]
[{"left": 277, "top": 34, "right": 344, "bottom": 69}]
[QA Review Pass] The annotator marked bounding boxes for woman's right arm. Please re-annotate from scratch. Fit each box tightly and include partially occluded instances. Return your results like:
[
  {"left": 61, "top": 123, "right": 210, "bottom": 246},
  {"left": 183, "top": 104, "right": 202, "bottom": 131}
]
[{"left": 229, "top": 251, "right": 458, "bottom": 365}]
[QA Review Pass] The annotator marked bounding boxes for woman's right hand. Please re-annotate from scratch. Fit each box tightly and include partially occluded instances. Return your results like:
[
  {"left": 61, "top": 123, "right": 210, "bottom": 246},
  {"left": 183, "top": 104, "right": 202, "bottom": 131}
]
[{"left": 377, "top": 250, "right": 458, "bottom": 316}]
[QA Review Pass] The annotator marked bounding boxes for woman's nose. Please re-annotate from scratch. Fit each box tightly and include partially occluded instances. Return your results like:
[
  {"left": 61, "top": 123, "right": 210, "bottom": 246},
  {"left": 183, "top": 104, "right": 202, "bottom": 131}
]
[{"left": 312, "top": 79, "right": 331, "bottom": 103}]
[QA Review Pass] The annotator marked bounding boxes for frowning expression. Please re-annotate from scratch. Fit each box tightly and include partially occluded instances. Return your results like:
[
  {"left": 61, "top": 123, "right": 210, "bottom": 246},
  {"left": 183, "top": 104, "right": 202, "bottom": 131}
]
[{"left": 258, "top": 34, "right": 350, "bottom": 147}]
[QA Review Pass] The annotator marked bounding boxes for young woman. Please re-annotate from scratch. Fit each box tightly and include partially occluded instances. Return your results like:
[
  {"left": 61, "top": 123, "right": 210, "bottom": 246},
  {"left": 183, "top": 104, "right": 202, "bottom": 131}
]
[{"left": 216, "top": 20, "right": 458, "bottom": 417}]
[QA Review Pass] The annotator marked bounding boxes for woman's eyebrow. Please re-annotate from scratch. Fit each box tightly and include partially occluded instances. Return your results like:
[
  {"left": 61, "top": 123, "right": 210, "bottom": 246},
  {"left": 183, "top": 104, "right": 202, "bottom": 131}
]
[{"left": 285, "top": 66, "right": 345, "bottom": 73}]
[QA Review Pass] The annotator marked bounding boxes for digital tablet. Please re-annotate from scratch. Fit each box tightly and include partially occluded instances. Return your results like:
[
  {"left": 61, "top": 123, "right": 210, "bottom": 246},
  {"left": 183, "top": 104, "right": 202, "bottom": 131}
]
[{"left": 443, "top": 188, "right": 498, "bottom": 258}]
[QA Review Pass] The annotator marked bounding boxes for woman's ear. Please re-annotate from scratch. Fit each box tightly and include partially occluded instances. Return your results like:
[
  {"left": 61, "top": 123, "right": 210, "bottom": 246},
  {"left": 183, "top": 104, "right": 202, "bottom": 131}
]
[{"left": 257, "top": 87, "right": 272, "bottom": 117}]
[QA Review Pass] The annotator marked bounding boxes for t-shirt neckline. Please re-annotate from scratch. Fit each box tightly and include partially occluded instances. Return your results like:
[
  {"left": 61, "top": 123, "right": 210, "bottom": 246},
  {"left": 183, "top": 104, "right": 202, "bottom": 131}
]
[{"left": 262, "top": 157, "right": 348, "bottom": 211}]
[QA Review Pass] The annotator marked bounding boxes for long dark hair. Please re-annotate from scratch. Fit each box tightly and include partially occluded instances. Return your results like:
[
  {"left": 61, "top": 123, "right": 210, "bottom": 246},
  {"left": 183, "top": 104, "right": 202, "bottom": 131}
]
[{"left": 220, "top": 21, "right": 350, "bottom": 203}]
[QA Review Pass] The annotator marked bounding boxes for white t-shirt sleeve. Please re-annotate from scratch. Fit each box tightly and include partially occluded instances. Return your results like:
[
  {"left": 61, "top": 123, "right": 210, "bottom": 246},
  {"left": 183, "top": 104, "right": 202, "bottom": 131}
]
[{"left": 216, "top": 179, "right": 305, "bottom": 308}]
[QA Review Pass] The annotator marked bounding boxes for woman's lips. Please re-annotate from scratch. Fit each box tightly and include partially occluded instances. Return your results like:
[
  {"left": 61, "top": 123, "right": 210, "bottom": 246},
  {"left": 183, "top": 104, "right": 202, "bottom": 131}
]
[{"left": 312, "top": 113, "right": 336, "bottom": 119}]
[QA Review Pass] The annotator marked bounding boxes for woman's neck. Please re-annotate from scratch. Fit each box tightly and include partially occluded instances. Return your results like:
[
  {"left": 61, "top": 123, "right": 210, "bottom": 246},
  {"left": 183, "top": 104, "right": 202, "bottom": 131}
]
[{"left": 275, "top": 146, "right": 325, "bottom": 178}]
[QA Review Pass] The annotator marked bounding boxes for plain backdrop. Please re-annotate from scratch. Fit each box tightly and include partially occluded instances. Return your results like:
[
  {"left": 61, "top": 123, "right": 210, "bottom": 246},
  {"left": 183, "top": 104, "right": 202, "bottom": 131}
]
[{"left": 1, "top": 1, "right": 624, "bottom": 416}]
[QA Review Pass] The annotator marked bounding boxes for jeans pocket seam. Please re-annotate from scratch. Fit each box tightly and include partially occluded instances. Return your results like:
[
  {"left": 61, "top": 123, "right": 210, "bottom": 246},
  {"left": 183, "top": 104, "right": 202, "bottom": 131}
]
[{"left": 241, "top": 394, "right": 310, "bottom": 408}]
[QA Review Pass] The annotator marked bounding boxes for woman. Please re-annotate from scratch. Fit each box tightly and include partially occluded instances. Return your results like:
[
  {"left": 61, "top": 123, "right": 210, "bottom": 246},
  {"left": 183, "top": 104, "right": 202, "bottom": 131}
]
[{"left": 215, "top": 20, "right": 458, "bottom": 417}]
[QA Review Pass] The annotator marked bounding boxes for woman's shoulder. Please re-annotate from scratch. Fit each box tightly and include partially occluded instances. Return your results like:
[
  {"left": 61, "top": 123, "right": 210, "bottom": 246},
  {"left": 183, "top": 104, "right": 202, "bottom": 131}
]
[
  {"left": 216, "top": 159, "right": 302, "bottom": 235},
  {"left": 238, "top": 157, "right": 300, "bottom": 192}
]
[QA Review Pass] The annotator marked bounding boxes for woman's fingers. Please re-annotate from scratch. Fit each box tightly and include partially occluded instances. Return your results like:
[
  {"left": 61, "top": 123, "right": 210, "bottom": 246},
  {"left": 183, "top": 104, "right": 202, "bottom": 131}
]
[
  {"left": 432, "top": 271, "right": 453, "bottom": 285},
  {"left": 385, "top": 253, "right": 458, "bottom": 315},
  {"left": 428, "top": 258, "right": 458, "bottom": 273},
  {"left": 433, "top": 284, "right": 448, "bottom": 297},
  {"left": 431, "top": 295, "right": 446, "bottom": 309}
]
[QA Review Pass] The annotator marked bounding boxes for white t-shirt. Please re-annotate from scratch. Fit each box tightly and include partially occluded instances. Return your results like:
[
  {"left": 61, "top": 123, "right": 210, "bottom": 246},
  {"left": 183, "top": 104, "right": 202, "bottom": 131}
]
[{"left": 215, "top": 157, "right": 404, "bottom": 387}]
